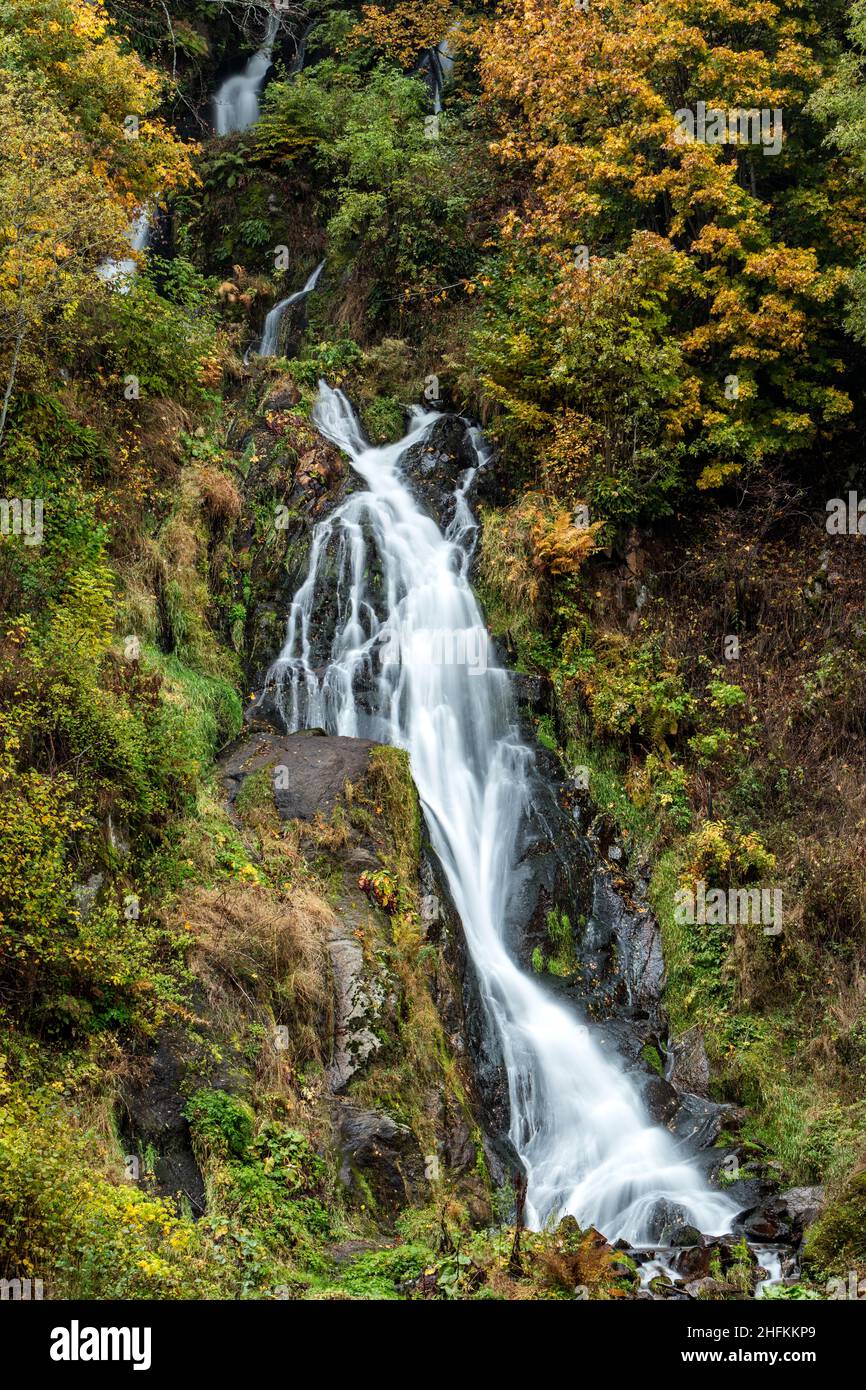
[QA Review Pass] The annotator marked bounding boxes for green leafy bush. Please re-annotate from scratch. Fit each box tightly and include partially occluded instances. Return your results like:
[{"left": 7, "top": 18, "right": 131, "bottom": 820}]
[{"left": 186, "top": 1090, "right": 254, "bottom": 1162}]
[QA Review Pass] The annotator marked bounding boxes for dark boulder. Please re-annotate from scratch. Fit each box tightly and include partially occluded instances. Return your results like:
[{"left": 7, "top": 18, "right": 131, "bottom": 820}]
[
  {"left": 261, "top": 381, "right": 302, "bottom": 413},
  {"left": 333, "top": 1101, "right": 426, "bottom": 1217},
  {"left": 667, "top": 1223, "right": 704, "bottom": 1247},
  {"left": 669, "top": 1026, "right": 711, "bottom": 1098},
  {"left": 667, "top": 1092, "right": 729, "bottom": 1150},
  {"left": 684, "top": 1277, "right": 739, "bottom": 1300},
  {"left": 670, "top": 1234, "right": 756, "bottom": 1287},
  {"left": 510, "top": 672, "right": 552, "bottom": 717},
  {"left": 736, "top": 1186, "right": 824, "bottom": 1245},
  {"left": 400, "top": 414, "right": 479, "bottom": 531},
  {"left": 649, "top": 1275, "right": 688, "bottom": 1299},
  {"left": 221, "top": 729, "right": 376, "bottom": 824},
  {"left": 638, "top": 1073, "right": 680, "bottom": 1125}
]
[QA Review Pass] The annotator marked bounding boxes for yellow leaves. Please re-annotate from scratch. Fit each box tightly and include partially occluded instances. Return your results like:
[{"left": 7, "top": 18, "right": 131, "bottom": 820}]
[
  {"left": 355, "top": 1, "right": 458, "bottom": 67},
  {"left": 696, "top": 460, "right": 743, "bottom": 490},
  {"left": 743, "top": 246, "right": 820, "bottom": 294}
]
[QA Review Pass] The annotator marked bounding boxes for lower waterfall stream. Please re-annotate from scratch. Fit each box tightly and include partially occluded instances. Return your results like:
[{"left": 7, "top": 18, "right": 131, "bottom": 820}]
[{"left": 266, "top": 383, "right": 739, "bottom": 1246}]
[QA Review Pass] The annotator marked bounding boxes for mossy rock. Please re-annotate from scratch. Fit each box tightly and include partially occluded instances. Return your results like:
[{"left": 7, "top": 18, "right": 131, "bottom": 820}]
[{"left": 803, "top": 1168, "right": 866, "bottom": 1270}]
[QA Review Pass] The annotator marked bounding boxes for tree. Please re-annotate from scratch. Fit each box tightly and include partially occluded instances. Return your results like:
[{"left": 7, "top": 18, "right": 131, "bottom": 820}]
[
  {"left": 468, "top": 0, "right": 864, "bottom": 517},
  {"left": 0, "top": 0, "right": 194, "bottom": 443},
  {"left": 0, "top": 81, "right": 126, "bottom": 445},
  {"left": 810, "top": 0, "right": 866, "bottom": 343}
]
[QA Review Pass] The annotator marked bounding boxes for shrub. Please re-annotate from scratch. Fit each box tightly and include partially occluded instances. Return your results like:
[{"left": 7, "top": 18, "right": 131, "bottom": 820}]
[
  {"left": 0, "top": 1087, "right": 228, "bottom": 1298},
  {"left": 681, "top": 821, "right": 776, "bottom": 890},
  {"left": 185, "top": 1090, "right": 254, "bottom": 1163},
  {"left": 576, "top": 638, "right": 696, "bottom": 750}
]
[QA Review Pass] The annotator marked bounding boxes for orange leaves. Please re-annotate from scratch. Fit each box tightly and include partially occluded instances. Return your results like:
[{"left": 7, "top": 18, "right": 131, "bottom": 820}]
[
  {"left": 498, "top": 492, "right": 601, "bottom": 584},
  {"left": 530, "top": 505, "right": 602, "bottom": 576},
  {"left": 355, "top": 1, "right": 458, "bottom": 67}
]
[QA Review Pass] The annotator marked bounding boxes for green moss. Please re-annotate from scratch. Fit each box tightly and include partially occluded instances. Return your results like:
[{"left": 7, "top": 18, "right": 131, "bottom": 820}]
[
  {"left": 364, "top": 746, "right": 421, "bottom": 900},
  {"left": 560, "top": 719, "right": 659, "bottom": 855},
  {"left": 545, "top": 907, "right": 577, "bottom": 977},
  {"left": 641, "top": 1044, "right": 665, "bottom": 1077},
  {"left": 535, "top": 714, "right": 558, "bottom": 752},
  {"left": 361, "top": 396, "right": 406, "bottom": 445},
  {"left": 804, "top": 1168, "right": 866, "bottom": 1272}
]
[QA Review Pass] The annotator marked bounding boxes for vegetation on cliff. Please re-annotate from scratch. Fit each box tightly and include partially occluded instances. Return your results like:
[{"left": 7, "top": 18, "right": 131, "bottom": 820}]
[{"left": 1, "top": 0, "right": 866, "bottom": 1298}]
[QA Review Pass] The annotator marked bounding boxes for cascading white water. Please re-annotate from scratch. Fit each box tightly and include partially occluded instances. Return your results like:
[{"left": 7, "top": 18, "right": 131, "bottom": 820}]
[
  {"left": 267, "top": 383, "right": 738, "bottom": 1245},
  {"left": 213, "top": 12, "right": 280, "bottom": 136},
  {"left": 429, "top": 38, "right": 454, "bottom": 115},
  {"left": 96, "top": 208, "right": 151, "bottom": 291},
  {"left": 256, "top": 260, "right": 325, "bottom": 358}
]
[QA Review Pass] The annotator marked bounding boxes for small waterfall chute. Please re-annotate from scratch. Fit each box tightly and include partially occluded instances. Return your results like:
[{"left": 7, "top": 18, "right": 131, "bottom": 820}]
[
  {"left": 212, "top": 10, "right": 280, "bottom": 136},
  {"left": 95, "top": 208, "right": 152, "bottom": 292},
  {"left": 254, "top": 260, "right": 325, "bottom": 359}
]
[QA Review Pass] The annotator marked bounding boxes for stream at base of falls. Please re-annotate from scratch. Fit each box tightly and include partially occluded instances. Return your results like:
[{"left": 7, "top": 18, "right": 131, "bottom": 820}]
[{"left": 262, "top": 382, "right": 741, "bottom": 1248}]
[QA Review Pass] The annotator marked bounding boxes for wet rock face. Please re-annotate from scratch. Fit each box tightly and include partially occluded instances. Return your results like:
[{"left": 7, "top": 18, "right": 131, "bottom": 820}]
[
  {"left": 421, "top": 850, "right": 515, "bottom": 1188},
  {"left": 232, "top": 386, "right": 354, "bottom": 681},
  {"left": 669, "top": 1026, "right": 712, "bottom": 1098},
  {"left": 222, "top": 729, "right": 377, "bottom": 824},
  {"left": 640, "top": 1074, "right": 680, "bottom": 1125},
  {"left": 504, "top": 753, "right": 596, "bottom": 969},
  {"left": 504, "top": 753, "right": 675, "bottom": 1086},
  {"left": 121, "top": 1035, "right": 206, "bottom": 1217},
  {"left": 333, "top": 1102, "right": 426, "bottom": 1217},
  {"left": 399, "top": 414, "right": 480, "bottom": 531},
  {"left": 510, "top": 672, "right": 552, "bottom": 719}
]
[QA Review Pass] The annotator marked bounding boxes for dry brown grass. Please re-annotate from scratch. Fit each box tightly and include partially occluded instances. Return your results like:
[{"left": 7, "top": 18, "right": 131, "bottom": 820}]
[
  {"left": 138, "top": 398, "right": 194, "bottom": 477},
  {"left": 303, "top": 807, "right": 352, "bottom": 854},
  {"left": 184, "top": 882, "right": 335, "bottom": 1073},
  {"left": 196, "top": 467, "right": 242, "bottom": 529}
]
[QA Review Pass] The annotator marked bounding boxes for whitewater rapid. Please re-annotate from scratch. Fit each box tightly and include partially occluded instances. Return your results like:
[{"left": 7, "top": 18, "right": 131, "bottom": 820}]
[{"left": 267, "top": 383, "right": 737, "bottom": 1244}]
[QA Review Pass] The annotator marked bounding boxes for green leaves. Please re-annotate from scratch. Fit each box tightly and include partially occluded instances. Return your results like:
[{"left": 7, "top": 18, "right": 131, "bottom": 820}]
[{"left": 254, "top": 63, "right": 474, "bottom": 316}]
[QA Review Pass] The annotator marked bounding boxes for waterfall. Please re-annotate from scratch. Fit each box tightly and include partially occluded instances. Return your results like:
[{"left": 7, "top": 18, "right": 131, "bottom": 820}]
[
  {"left": 95, "top": 208, "right": 151, "bottom": 292},
  {"left": 213, "top": 11, "right": 280, "bottom": 136},
  {"left": 430, "top": 39, "right": 454, "bottom": 115},
  {"left": 256, "top": 260, "right": 325, "bottom": 358},
  {"left": 266, "top": 383, "right": 738, "bottom": 1246}
]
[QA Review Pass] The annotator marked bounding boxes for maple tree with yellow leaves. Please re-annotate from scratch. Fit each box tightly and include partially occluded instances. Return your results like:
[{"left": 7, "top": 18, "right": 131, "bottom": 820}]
[{"left": 0, "top": 0, "right": 194, "bottom": 441}]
